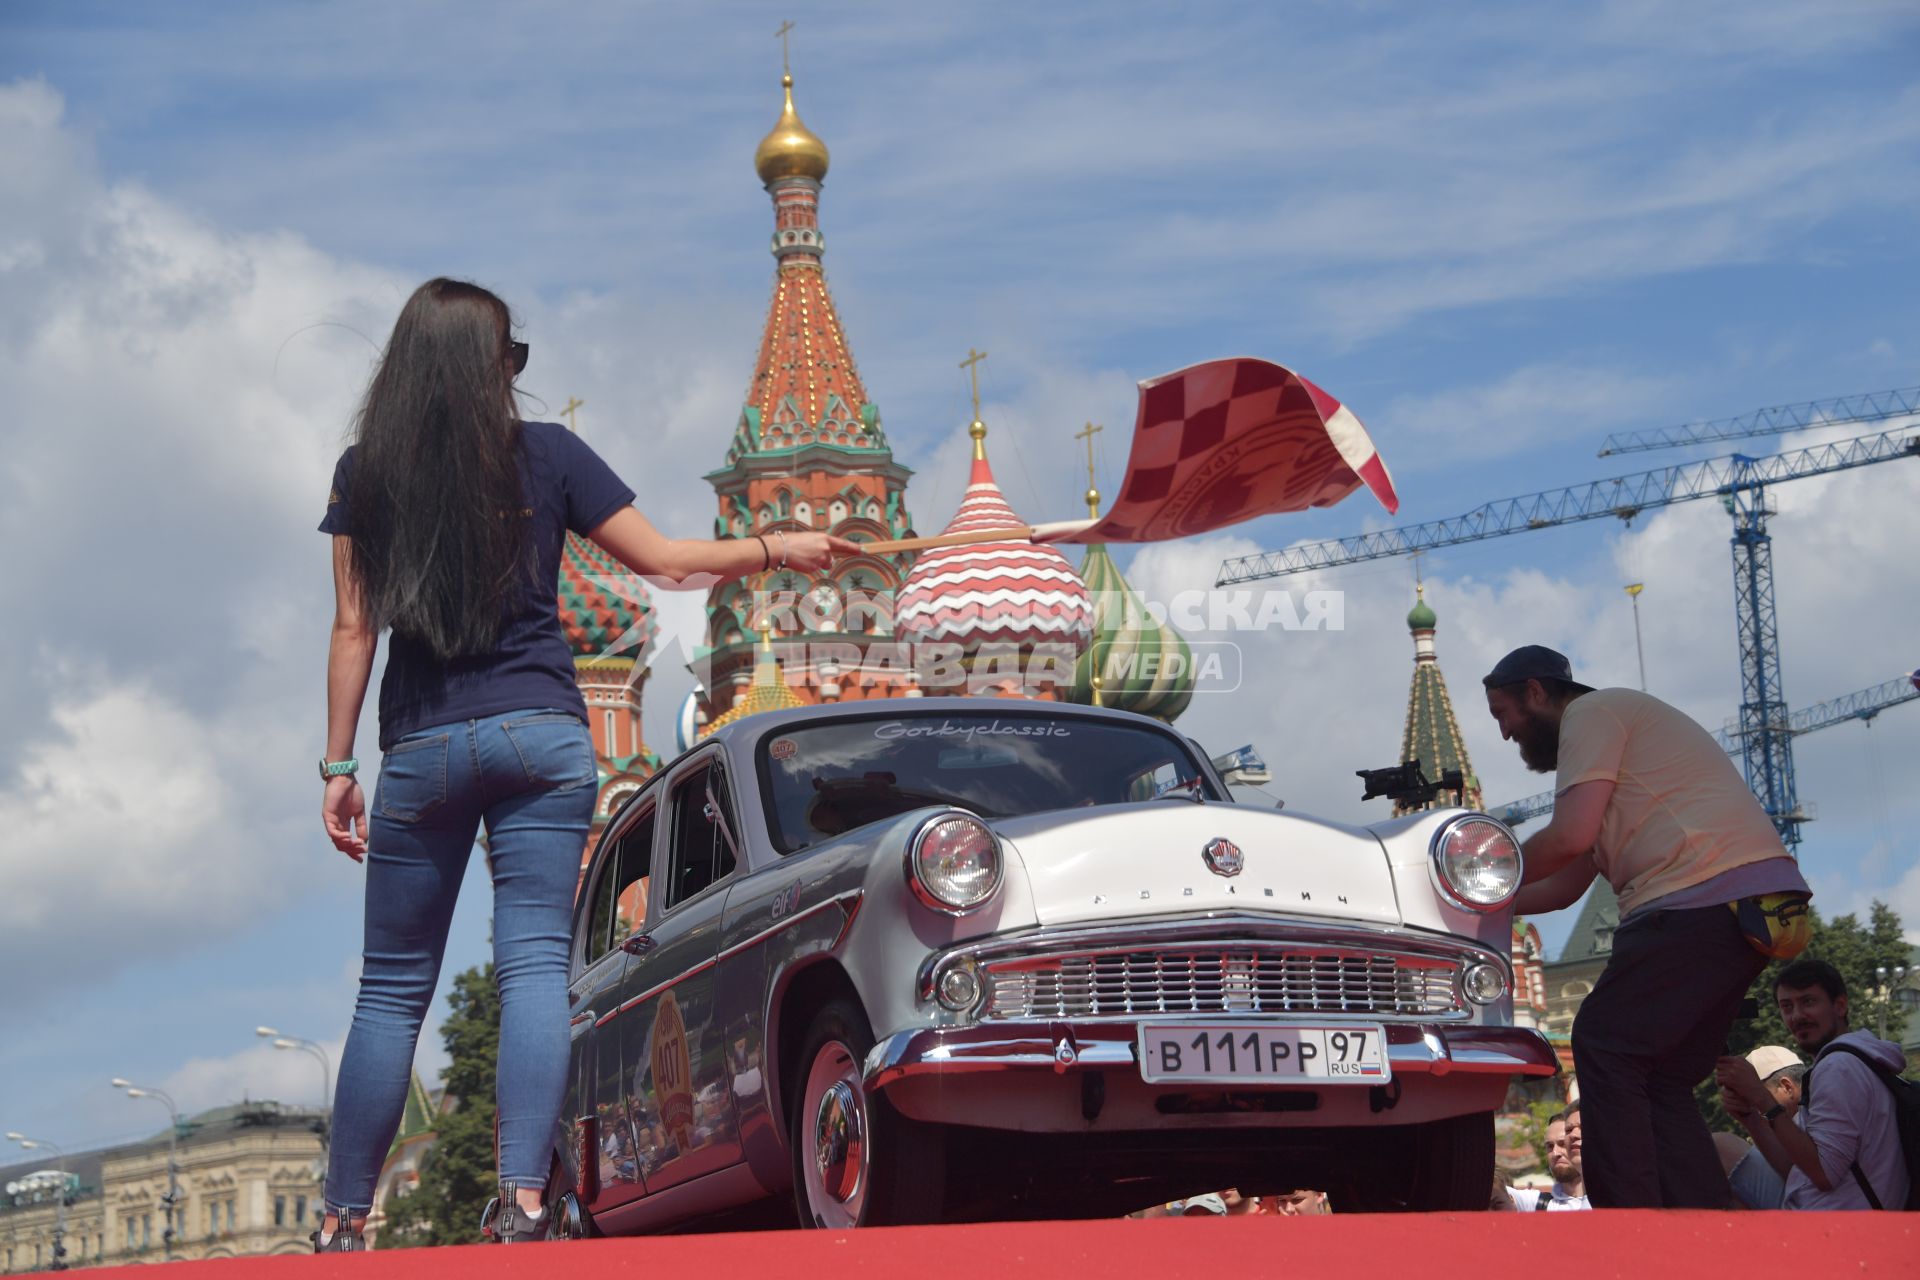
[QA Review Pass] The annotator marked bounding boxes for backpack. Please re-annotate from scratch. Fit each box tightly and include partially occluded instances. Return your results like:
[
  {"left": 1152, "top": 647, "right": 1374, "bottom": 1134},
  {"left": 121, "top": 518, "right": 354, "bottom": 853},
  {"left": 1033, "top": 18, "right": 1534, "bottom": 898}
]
[{"left": 1812, "top": 1043, "right": 1920, "bottom": 1211}]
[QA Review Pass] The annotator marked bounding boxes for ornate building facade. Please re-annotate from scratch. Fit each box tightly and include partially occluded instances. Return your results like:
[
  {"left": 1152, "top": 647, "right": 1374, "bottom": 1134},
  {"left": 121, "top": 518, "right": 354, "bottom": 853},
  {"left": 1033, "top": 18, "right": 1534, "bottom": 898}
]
[
  {"left": 1, "top": 1103, "right": 327, "bottom": 1271},
  {"left": 559, "top": 532, "right": 660, "bottom": 857}
]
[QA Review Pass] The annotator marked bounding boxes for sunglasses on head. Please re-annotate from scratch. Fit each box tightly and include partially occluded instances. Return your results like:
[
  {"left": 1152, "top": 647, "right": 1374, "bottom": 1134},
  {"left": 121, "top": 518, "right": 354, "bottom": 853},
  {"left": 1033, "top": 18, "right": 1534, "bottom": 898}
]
[{"left": 508, "top": 341, "right": 530, "bottom": 375}]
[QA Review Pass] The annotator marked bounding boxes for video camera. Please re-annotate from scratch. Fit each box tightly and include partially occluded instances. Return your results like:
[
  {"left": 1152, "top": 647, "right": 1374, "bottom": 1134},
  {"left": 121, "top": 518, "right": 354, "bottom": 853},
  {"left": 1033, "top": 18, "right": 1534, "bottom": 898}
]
[{"left": 1356, "top": 760, "right": 1466, "bottom": 807}]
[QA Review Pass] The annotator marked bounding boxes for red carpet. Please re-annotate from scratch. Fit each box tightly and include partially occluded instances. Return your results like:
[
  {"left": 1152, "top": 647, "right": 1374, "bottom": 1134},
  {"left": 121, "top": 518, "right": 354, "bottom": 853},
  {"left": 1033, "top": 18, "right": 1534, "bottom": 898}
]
[{"left": 76, "top": 1213, "right": 1918, "bottom": 1278}]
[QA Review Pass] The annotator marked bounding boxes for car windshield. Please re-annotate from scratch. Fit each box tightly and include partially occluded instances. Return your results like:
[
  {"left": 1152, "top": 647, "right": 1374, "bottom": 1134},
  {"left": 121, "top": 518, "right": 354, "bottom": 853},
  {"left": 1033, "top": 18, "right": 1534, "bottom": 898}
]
[{"left": 759, "top": 712, "right": 1218, "bottom": 853}]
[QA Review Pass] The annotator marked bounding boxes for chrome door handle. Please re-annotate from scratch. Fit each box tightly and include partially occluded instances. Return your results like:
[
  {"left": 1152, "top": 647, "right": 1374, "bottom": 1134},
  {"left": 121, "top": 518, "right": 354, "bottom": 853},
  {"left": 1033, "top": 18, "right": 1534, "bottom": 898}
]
[{"left": 620, "top": 932, "right": 655, "bottom": 956}]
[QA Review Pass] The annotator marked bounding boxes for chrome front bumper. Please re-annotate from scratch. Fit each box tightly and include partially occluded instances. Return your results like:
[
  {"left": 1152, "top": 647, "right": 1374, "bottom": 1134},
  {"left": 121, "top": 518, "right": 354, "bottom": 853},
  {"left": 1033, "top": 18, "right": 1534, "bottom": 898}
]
[{"left": 865, "top": 1020, "right": 1559, "bottom": 1092}]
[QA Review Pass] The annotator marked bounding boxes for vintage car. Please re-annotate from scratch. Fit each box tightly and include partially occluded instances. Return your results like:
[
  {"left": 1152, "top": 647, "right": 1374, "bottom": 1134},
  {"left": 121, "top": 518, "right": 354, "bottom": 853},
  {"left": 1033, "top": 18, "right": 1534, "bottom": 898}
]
[{"left": 547, "top": 699, "right": 1555, "bottom": 1233}]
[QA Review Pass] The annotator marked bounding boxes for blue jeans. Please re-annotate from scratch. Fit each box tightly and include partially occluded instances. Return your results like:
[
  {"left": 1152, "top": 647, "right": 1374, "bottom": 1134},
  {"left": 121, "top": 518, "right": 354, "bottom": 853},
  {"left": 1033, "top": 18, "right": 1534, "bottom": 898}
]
[{"left": 325, "top": 709, "right": 597, "bottom": 1212}]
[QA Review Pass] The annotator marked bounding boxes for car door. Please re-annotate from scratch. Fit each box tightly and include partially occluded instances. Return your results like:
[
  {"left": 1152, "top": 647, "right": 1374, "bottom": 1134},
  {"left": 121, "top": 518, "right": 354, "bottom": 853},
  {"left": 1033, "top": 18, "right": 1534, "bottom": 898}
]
[
  {"left": 619, "top": 749, "right": 746, "bottom": 1196},
  {"left": 569, "top": 803, "right": 657, "bottom": 1218}
]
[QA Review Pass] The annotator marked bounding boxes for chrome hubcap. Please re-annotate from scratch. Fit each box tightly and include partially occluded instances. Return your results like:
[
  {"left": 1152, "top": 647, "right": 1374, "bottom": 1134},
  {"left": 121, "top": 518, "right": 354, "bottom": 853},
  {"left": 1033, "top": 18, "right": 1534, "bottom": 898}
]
[
  {"left": 800, "top": 1038, "right": 869, "bottom": 1226},
  {"left": 813, "top": 1080, "right": 865, "bottom": 1204}
]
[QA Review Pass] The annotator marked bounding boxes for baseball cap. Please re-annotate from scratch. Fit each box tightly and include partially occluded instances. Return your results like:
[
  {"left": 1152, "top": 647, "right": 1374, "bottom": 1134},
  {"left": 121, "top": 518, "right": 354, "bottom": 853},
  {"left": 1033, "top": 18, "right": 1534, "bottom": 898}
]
[
  {"left": 1744, "top": 1044, "right": 1802, "bottom": 1080},
  {"left": 1483, "top": 645, "right": 1595, "bottom": 693},
  {"left": 1175, "top": 1193, "right": 1228, "bottom": 1216}
]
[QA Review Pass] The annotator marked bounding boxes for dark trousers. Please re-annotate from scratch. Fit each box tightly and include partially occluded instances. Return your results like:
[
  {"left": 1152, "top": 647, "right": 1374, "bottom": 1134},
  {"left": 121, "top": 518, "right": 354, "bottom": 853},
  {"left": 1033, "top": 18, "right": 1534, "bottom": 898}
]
[{"left": 1571, "top": 902, "right": 1765, "bottom": 1208}]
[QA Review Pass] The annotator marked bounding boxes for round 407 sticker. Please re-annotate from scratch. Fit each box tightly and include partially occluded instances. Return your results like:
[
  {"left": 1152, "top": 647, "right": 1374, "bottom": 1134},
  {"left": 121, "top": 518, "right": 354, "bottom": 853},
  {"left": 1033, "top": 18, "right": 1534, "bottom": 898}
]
[
  {"left": 651, "top": 990, "right": 696, "bottom": 1151},
  {"left": 769, "top": 737, "right": 798, "bottom": 761}
]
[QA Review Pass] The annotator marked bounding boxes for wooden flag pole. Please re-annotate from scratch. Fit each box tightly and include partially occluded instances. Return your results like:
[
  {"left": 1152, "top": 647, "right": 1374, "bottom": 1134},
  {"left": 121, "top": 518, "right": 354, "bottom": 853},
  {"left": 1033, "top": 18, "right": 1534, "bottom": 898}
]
[{"left": 861, "top": 519, "right": 1096, "bottom": 556}]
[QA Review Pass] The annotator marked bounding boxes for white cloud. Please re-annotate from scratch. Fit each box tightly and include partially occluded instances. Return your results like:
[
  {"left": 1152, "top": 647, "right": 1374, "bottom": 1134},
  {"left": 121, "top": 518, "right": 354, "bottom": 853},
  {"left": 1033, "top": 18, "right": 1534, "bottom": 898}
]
[
  {"left": 160, "top": 1035, "right": 346, "bottom": 1117},
  {"left": 0, "top": 679, "right": 315, "bottom": 1003}
]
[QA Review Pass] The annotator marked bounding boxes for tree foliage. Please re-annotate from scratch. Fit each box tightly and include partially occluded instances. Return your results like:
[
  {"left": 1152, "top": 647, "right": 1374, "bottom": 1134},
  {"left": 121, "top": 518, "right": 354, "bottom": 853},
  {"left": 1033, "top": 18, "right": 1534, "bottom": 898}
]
[
  {"left": 1696, "top": 901, "right": 1909, "bottom": 1133},
  {"left": 379, "top": 963, "right": 501, "bottom": 1248}
]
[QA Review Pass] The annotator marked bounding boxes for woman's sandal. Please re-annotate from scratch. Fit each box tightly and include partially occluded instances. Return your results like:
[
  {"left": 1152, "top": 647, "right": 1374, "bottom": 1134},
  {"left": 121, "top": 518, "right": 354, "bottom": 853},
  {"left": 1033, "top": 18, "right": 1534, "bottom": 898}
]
[
  {"left": 310, "top": 1205, "right": 367, "bottom": 1252},
  {"left": 481, "top": 1192, "right": 552, "bottom": 1243}
]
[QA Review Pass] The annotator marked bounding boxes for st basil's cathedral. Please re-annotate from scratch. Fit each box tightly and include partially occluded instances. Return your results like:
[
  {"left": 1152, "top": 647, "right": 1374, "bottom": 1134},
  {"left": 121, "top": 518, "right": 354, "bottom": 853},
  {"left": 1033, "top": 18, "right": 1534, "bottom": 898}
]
[{"left": 548, "top": 62, "right": 1200, "bottom": 868}]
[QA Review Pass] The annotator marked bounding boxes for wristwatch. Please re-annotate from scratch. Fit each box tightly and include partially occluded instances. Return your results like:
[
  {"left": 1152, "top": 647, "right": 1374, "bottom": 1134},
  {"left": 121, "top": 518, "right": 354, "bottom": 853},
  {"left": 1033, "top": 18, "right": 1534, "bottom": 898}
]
[
  {"left": 1761, "top": 1102, "right": 1788, "bottom": 1124},
  {"left": 319, "top": 758, "right": 359, "bottom": 781}
]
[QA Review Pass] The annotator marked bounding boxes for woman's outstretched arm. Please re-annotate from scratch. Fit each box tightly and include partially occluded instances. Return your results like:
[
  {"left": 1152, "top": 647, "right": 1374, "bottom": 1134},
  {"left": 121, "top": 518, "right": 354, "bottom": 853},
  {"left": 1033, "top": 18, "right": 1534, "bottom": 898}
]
[{"left": 587, "top": 506, "right": 855, "bottom": 584}]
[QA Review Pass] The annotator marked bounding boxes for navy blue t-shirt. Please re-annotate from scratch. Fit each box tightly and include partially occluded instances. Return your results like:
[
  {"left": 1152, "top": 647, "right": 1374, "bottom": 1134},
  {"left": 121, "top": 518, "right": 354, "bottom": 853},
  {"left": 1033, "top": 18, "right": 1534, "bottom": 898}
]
[{"left": 320, "top": 421, "right": 635, "bottom": 750}]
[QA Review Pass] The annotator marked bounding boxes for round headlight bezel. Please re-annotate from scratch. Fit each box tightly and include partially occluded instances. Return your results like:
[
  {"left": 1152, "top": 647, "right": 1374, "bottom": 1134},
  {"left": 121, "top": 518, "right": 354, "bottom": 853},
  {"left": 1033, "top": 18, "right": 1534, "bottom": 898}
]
[
  {"left": 905, "top": 810, "right": 1003, "bottom": 915},
  {"left": 1462, "top": 960, "right": 1509, "bottom": 1005},
  {"left": 1428, "top": 814, "right": 1523, "bottom": 912}
]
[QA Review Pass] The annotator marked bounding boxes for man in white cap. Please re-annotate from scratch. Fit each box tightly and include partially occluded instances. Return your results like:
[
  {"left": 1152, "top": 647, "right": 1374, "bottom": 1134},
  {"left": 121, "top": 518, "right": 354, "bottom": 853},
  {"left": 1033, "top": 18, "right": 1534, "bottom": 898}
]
[
  {"left": 1715, "top": 1046, "right": 1803, "bottom": 1208},
  {"left": 1746, "top": 1044, "right": 1807, "bottom": 1113},
  {"left": 1482, "top": 645, "right": 1812, "bottom": 1208}
]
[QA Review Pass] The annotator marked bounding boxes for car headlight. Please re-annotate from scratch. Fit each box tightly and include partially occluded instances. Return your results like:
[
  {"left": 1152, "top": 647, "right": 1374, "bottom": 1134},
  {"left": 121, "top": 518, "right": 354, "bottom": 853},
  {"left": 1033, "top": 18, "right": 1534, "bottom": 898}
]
[
  {"left": 1429, "top": 815, "right": 1522, "bottom": 911},
  {"left": 906, "top": 811, "right": 1002, "bottom": 914}
]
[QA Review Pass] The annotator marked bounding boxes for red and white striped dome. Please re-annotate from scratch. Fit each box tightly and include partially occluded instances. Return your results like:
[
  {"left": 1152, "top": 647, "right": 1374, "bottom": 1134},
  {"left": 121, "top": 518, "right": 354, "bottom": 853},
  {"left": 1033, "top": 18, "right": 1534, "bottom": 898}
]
[{"left": 894, "top": 438, "right": 1093, "bottom": 652}]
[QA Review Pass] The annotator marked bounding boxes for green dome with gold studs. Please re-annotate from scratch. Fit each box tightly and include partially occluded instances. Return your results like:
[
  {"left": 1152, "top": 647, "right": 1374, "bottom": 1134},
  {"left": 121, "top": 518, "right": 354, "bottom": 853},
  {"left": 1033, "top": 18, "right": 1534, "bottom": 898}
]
[
  {"left": 1067, "top": 542, "right": 1194, "bottom": 723},
  {"left": 1408, "top": 589, "right": 1437, "bottom": 631}
]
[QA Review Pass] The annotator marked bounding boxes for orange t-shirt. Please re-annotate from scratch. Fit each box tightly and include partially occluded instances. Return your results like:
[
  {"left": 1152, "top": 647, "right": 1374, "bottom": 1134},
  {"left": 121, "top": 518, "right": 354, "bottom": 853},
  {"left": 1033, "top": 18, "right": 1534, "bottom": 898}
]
[{"left": 1554, "top": 688, "right": 1787, "bottom": 915}]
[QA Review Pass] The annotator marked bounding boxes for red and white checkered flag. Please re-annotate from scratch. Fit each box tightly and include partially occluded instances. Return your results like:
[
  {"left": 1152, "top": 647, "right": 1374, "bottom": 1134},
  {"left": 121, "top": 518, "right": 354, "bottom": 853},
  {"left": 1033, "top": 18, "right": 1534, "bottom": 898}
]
[
  {"left": 1048, "top": 357, "right": 1397, "bottom": 543},
  {"left": 866, "top": 358, "right": 1396, "bottom": 554}
]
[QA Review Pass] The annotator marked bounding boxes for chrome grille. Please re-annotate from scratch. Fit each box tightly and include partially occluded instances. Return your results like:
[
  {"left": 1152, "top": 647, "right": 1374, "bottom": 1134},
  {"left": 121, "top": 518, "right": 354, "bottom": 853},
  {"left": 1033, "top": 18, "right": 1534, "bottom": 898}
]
[{"left": 982, "top": 946, "right": 1461, "bottom": 1020}]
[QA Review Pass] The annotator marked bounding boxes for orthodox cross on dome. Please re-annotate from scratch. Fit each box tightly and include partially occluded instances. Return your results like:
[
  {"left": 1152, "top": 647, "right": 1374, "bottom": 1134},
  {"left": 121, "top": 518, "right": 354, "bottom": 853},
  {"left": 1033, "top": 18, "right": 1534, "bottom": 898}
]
[
  {"left": 1076, "top": 420, "right": 1104, "bottom": 517},
  {"left": 776, "top": 19, "right": 796, "bottom": 74},
  {"left": 960, "top": 347, "right": 989, "bottom": 458},
  {"left": 561, "top": 396, "right": 585, "bottom": 434}
]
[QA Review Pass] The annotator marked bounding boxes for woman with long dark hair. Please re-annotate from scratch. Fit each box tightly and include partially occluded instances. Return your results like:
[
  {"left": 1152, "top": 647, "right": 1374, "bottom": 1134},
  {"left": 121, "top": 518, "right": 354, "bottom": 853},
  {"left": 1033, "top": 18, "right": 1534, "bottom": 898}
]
[{"left": 314, "top": 278, "right": 850, "bottom": 1248}]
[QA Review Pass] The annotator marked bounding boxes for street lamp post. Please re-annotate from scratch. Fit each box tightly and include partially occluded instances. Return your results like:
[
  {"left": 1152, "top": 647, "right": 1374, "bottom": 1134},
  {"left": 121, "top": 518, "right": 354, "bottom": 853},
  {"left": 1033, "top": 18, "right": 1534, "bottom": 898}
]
[
  {"left": 255, "top": 1027, "right": 333, "bottom": 1153},
  {"left": 5, "top": 1133, "right": 70, "bottom": 1271},
  {"left": 1625, "top": 583, "right": 1648, "bottom": 692},
  {"left": 111, "top": 1080, "right": 180, "bottom": 1261}
]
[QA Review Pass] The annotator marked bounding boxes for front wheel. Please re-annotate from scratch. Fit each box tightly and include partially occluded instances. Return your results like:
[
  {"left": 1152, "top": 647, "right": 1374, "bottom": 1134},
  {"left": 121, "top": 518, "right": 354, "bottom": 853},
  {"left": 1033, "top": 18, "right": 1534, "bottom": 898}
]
[
  {"left": 1406, "top": 1109, "right": 1496, "bottom": 1211},
  {"left": 788, "top": 999, "right": 945, "bottom": 1227}
]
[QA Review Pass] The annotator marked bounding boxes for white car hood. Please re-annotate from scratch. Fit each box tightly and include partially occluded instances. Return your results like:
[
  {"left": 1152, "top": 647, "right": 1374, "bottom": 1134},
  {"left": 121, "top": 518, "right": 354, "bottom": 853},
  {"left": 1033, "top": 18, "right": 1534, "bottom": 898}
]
[{"left": 988, "top": 802, "right": 1401, "bottom": 929}]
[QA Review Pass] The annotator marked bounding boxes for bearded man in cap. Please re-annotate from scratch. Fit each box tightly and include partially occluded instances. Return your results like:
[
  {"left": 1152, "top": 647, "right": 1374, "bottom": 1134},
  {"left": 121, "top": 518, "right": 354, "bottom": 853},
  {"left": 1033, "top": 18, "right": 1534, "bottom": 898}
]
[{"left": 1482, "top": 646, "right": 1811, "bottom": 1208}]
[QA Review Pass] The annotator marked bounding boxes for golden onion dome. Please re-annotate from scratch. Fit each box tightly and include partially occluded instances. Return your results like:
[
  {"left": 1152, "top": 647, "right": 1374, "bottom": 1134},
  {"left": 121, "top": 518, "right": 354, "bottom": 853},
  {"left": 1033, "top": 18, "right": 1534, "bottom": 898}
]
[{"left": 754, "top": 73, "right": 830, "bottom": 184}]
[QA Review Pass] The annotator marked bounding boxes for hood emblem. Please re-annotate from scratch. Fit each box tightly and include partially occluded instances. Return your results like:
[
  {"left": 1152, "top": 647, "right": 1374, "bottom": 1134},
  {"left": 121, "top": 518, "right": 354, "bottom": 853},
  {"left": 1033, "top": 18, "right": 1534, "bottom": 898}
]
[{"left": 1202, "top": 837, "right": 1244, "bottom": 878}]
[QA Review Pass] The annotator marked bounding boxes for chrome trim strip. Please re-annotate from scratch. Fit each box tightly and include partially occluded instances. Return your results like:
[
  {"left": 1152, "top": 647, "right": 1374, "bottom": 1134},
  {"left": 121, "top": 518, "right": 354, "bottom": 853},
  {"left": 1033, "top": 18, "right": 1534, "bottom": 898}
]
[
  {"left": 599, "top": 958, "right": 718, "bottom": 1028},
  {"left": 717, "top": 890, "right": 863, "bottom": 965},
  {"left": 596, "top": 890, "right": 863, "bottom": 1029},
  {"left": 934, "top": 912, "right": 1509, "bottom": 969},
  {"left": 865, "top": 1022, "right": 1559, "bottom": 1091}
]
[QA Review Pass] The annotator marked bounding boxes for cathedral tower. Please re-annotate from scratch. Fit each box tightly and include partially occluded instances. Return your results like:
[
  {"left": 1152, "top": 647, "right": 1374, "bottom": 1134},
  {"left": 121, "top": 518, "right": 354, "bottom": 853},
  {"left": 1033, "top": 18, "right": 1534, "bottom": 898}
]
[
  {"left": 1395, "top": 586, "right": 1483, "bottom": 815},
  {"left": 696, "top": 63, "right": 920, "bottom": 720}
]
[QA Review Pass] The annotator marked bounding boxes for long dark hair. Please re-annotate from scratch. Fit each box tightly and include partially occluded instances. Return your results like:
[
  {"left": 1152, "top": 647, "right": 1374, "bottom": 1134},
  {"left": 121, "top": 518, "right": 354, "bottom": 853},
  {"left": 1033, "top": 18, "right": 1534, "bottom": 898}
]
[{"left": 346, "top": 278, "right": 531, "bottom": 661}]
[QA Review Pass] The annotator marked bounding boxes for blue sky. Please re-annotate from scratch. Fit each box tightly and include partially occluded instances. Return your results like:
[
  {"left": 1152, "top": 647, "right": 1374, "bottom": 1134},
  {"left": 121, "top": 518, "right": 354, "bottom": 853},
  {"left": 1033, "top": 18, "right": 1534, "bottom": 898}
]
[{"left": 2, "top": 0, "right": 1917, "bottom": 1152}]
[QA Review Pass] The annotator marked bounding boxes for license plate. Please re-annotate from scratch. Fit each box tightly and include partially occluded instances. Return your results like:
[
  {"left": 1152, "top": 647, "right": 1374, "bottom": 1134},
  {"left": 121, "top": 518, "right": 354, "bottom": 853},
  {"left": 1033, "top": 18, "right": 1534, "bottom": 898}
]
[{"left": 1137, "top": 1023, "right": 1391, "bottom": 1084}]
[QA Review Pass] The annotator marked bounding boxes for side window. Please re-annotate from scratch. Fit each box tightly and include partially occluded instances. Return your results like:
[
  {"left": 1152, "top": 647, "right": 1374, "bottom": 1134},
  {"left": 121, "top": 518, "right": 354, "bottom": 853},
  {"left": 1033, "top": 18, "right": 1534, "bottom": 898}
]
[
  {"left": 664, "top": 761, "right": 739, "bottom": 911},
  {"left": 583, "top": 808, "right": 655, "bottom": 965}
]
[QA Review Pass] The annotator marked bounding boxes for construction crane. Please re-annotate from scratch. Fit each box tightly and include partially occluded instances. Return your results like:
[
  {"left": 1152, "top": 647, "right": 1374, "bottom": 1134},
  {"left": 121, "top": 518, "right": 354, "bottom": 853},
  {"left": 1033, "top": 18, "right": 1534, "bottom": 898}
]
[
  {"left": 1216, "top": 427, "right": 1920, "bottom": 846},
  {"left": 1597, "top": 385, "right": 1920, "bottom": 457},
  {"left": 1493, "top": 670, "right": 1920, "bottom": 827}
]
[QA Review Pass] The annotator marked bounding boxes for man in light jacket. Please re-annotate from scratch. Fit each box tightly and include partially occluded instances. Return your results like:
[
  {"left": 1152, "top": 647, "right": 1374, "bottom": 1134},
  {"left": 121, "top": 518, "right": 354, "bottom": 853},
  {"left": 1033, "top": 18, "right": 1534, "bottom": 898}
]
[{"left": 1716, "top": 959, "right": 1910, "bottom": 1210}]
